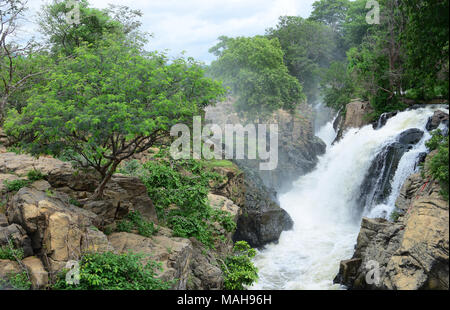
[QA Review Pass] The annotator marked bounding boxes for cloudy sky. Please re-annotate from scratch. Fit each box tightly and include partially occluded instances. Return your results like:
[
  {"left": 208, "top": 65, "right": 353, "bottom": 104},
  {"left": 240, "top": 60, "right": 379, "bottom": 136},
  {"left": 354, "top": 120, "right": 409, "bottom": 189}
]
[{"left": 24, "top": 0, "right": 315, "bottom": 63}]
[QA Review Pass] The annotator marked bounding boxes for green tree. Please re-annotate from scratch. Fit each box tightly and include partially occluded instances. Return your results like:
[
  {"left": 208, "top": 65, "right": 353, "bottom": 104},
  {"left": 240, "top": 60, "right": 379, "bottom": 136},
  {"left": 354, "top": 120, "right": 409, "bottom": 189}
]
[
  {"left": 5, "top": 35, "right": 225, "bottom": 198},
  {"left": 266, "top": 16, "right": 338, "bottom": 104},
  {"left": 209, "top": 35, "right": 304, "bottom": 118},
  {"left": 39, "top": 0, "right": 146, "bottom": 56},
  {"left": 309, "top": 0, "right": 350, "bottom": 33},
  {"left": 0, "top": 0, "right": 46, "bottom": 121},
  {"left": 320, "top": 61, "right": 354, "bottom": 110},
  {"left": 401, "top": 0, "right": 449, "bottom": 100},
  {"left": 222, "top": 241, "right": 258, "bottom": 290}
]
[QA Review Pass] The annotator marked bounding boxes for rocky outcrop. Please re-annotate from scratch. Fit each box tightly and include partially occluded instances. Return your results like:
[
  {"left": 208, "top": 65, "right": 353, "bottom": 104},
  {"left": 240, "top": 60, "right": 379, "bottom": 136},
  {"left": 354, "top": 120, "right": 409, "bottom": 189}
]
[
  {"left": 425, "top": 110, "right": 449, "bottom": 131},
  {"left": 108, "top": 232, "right": 193, "bottom": 289},
  {"left": 335, "top": 154, "right": 449, "bottom": 290},
  {"left": 6, "top": 185, "right": 112, "bottom": 275},
  {"left": 334, "top": 99, "right": 374, "bottom": 143},
  {"left": 22, "top": 256, "right": 48, "bottom": 290},
  {"left": 205, "top": 100, "right": 326, "bottom": 192},
  {"left": 0, "top": 224, "right": 33, "bottom": 258},
  {"left": 0, "top": 259, "right": 22, "bottom": 289},
  {"left": 233, "top": 166, "right": 293, "bottom": 248},
  {"left": 357, "top": 128, "right": 424, "bottom": 212}
]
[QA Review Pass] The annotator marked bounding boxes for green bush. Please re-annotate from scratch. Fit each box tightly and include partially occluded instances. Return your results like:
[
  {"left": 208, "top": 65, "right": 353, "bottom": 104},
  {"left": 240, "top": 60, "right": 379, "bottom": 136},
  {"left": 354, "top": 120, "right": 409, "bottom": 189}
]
[
  {"left": 121, "top": 152, "right": 234, "bottom": 248},
  {"left": 52, "top": 252, "right": 173, "bottom": 290},
  {"left": 116, "top": 211, "right": 158, "bottom": 238},
  {"left": 222, "top": 241, "right": 258, "bottom": 290},
  {"left": 2, "top": 179, "right": 30, "bottom": 193},
  {"left": 26, "top": 169, "right": 45, "bottom": 181},
  {"left": 425, "top": 130, "right": 449, "bottom": 201},
  {"left": 0, "top": 239, "right": 25, "bottom": 261},
  {"left": 0, "top": 271, "right": 32, "bottom": 290}
]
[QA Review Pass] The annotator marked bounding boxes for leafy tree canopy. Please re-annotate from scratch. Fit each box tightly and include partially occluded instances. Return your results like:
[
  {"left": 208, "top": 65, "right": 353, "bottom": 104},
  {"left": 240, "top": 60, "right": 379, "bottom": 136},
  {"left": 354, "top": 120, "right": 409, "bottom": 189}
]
[
  {"left": 5, "top": 35, "right": 225, "bottom": 198},
  {"left": 209, "top": 35, "right": 304, "bottom": 119}
]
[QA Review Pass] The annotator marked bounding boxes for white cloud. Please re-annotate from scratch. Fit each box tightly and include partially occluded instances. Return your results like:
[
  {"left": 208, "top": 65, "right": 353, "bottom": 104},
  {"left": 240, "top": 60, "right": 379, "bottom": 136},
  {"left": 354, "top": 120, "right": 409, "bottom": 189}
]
[{"left": 25, "top": 0, "right": 315, "bottom": 63}]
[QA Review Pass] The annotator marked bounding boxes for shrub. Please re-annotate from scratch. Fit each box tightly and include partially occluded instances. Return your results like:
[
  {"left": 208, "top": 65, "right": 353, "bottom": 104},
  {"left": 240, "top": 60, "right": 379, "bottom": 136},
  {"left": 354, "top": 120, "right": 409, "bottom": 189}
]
[
  {"left": 52, "top": 252, "right": 173, "bottom": 290},
  {"left": 222, "top": 241, "right": 258, "bottom": 290},
  {"left": 26, "top": 169, "right": 45, "bottom": 181},
  {"left": 0, "top": 239, "right": 25, "bottom": 261},
  {"left": 0, "top": 271, "right": 31, "bottom": 290},
  {"left": 3, "top": 179, "right": 30, "bottom": 193},
  {"left": 116, "top": 211, "right": 158, "bottom": 237},
  {"left": 425, "top": 130, "right": 449, "bottom": 201}
]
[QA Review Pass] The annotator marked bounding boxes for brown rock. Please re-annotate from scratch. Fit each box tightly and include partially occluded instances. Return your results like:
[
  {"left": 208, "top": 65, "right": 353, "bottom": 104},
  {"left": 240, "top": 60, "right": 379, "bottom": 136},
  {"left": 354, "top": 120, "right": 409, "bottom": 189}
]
[
  {"left": 108, "top": 232, "right": 193, "bottom": 289},
  {"left": 22, "top": 256, "right": 48, "bottom": 290}
]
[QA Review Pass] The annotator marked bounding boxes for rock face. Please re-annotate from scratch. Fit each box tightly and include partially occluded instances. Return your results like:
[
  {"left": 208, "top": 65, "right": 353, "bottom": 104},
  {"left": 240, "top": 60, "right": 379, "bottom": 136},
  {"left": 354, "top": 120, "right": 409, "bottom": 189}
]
[
  {"left": 6, "top": 186, "right": 112, "bottom": 274},
  {"left": 357, "top": 128, "right": 424, "bottom": 212},
  {"left": 334, "top": 99, "right": 374, "bottom": 143},
  {"left": 335, "top": 154, "right": 449, "bottom": 290},
  {"left": 22, "top": 256, "right": 48, "bottom": 290},
  {"left": 0, "top": 224, "right": 33, "bottom": 258},
  {"left": 108, "top": 232, "right": 193, "bottom": 289},
  {"left": 426, "top": 110, "right": 449, "bottom": 131},
  {"left": 232, "top": 167, "right": 293, "bottom": 248},
  {"left": 0, "top": 259, "right": 21, "bottom": 289},
  {"left": 205, "top": 100, "right": 326, "bottom": 192}
]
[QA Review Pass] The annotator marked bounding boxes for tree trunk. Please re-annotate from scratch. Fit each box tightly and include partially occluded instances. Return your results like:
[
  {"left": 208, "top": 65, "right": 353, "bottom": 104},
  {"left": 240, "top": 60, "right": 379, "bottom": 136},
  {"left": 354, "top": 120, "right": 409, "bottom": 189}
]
[{"left": 90, "top": 161, "right": 120, "bottom": 200}]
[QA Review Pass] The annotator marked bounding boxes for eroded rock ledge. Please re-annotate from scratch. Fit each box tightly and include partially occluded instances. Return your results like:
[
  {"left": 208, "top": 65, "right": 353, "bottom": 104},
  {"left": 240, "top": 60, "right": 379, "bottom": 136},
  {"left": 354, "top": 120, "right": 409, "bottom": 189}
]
[{"left": 334, "top": 153, "right": 449, "bottom": 290}]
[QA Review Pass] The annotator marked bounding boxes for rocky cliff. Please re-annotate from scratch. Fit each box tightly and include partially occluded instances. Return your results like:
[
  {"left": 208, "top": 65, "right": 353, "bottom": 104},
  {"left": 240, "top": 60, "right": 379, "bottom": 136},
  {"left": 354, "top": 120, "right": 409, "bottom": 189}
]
[
  {"left": 205, "top": 99, "right": 326, "bottom": 193},
  {"left": 333, "top": 107, "right": 449, "bottom": 290},
  {"left": 0, "top": 149, "right": 242, "bottom": 290},
  {"left": 334, "top": 154, "right": 449, "bottom": 289},
  {"left": 333, "top": 99, "right": 374, "bottom": 143}
]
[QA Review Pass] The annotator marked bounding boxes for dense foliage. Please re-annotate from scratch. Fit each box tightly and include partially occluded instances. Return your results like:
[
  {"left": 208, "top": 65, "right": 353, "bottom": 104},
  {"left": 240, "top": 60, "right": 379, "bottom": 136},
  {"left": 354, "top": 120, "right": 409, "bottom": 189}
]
[
  {"left": 425, "top": 130, "right": 449, "bottom": 201},
  {"left": 222, "top": 241, "right": 259, "bottom": 290},
  {"left": 120, "top": 154, "right": 236, "bottom": 248},
  {"left": 209, "top": 36, "right": 304, "bottom": 118},
  {"left": 53, "top": 251, "right": 172, "bottom": 290}
]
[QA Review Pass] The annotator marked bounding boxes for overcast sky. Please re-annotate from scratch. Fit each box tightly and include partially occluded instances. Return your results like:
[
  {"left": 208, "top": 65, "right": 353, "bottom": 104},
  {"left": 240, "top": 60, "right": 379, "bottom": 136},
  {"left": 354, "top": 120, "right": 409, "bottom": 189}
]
[{"left": 24, "top": 0, "right": 316, "bottom": 63}]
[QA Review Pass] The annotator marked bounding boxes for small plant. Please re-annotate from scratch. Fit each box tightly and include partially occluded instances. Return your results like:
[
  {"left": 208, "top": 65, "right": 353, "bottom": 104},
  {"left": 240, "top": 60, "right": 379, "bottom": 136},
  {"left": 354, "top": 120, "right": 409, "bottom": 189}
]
[
  {"left": 221, "top": 241, "right": 258, "bottom": 290},
  {"left": 45, "top": 189, "right": 55, "bottom": 197},
  {"left": 0, "top": 239, "right": 24, "bottom": 261},
  {"left": 5, "top": 271, "right": 32, "bottom": 290},
  {"left": 3, "top": 179, "right": 30, "bottom": 193},
  {"left": 389, "top": 209, "right": 402, "bottom": 222},
  {"left": 68, "top": 197, "right": 81, "bottom": 207},
  {"left": 26, "top": 169, "right": 45, "bottom": 181},
  {"left": 425, "top": 130, "right": 449, "bottom": 201},
  {"left": 52, "top": 252, "right": 173, "bottom": 290},
  {"left": 116, "top": 211, "right": 158, "bottom": 237}
]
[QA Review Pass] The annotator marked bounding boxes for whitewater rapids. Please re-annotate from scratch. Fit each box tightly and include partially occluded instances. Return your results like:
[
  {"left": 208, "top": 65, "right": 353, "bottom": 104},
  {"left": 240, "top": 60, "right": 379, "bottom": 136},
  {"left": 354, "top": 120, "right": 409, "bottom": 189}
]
[{"left": 250, "top": 106, "right": 448, "bottom": 290}]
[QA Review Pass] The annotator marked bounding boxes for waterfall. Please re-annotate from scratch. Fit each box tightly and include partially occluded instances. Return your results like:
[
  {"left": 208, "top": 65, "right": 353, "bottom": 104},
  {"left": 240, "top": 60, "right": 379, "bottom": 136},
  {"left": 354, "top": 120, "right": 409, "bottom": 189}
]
[{"left": 250, "top": 106, "right": 448, "bottom": 290}]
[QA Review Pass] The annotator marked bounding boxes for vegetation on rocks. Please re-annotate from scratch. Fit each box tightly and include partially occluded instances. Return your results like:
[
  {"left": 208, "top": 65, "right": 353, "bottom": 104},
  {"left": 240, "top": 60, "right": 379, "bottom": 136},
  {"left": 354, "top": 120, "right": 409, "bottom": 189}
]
[
  {"left": 221, "top": 241, "right": 258, "bottom": 290},
  {"left": 53, "top": 252, "right": 172, "bottom": 290},
  {"left": 425, "top": 130, "right": 449, "bottom": 201}
]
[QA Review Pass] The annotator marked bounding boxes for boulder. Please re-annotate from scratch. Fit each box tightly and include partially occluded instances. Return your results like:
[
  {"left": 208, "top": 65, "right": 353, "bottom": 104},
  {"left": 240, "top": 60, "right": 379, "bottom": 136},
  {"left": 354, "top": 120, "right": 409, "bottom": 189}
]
[
  {"left": 425, "top": 110, "right": 449, "bottom": 131},
  {"left": 22, "top": 256, "right": 48, "bottom": 290},
  {"left": 0, "top": 224, "right": 33, "bottom": 258},
  {"left": 397, "top": 128, "right": 424, "bottom": 146},
  {"left": 0, "top": 152, "right": 72, "bottom": 176},
  {"left": 334, "top": 99, "right": 374, "bottom": 143},
  {"left": 187, "top": 237, "right": 224, "bottom": 290},
  {"left": 6, "top": 187, "right": 112, "bottom": 274},
  {"left": 233, "top": 173, "right": 293, "bottom": 248},
  {"left": 108, "top": 232, "right": 193, "bottom": 290},
  {"left": 0, "top": 259, "right": 22, "bottom": 289}
]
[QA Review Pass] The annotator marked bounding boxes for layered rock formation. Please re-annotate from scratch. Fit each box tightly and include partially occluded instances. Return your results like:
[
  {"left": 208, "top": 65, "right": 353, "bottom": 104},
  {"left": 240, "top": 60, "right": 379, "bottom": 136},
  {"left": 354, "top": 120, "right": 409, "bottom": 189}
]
[
  {"left": 0, "top": 147, "right": 250, "bottom": 290},
  {"left": 333, "top": 99, "right": 374, "bottom": 143},
  {"left": 205, "top": 99, "right": 326, "bottom": 192}
]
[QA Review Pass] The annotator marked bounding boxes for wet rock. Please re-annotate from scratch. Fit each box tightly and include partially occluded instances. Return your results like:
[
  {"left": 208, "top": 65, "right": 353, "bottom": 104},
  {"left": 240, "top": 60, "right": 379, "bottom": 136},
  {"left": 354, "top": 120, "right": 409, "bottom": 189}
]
[
  {"left": 397, "top": 128, "right": 424, "bottom": 146},
  {"left": 425, "top": 110, "right": 449, "bottom": 131},
  {"left": 373, "top": 111, "right": 398, "bottom": 130},
  {"left": 335, "top": 153, "right": 449, "bottom": 290}
]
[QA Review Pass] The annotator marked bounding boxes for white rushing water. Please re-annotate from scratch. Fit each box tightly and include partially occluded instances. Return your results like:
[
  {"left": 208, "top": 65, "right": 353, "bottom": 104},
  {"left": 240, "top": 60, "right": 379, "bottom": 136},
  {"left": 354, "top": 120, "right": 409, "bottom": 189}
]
[{"left": 250, "top": 106, "right": 448, "bottom": 290}]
